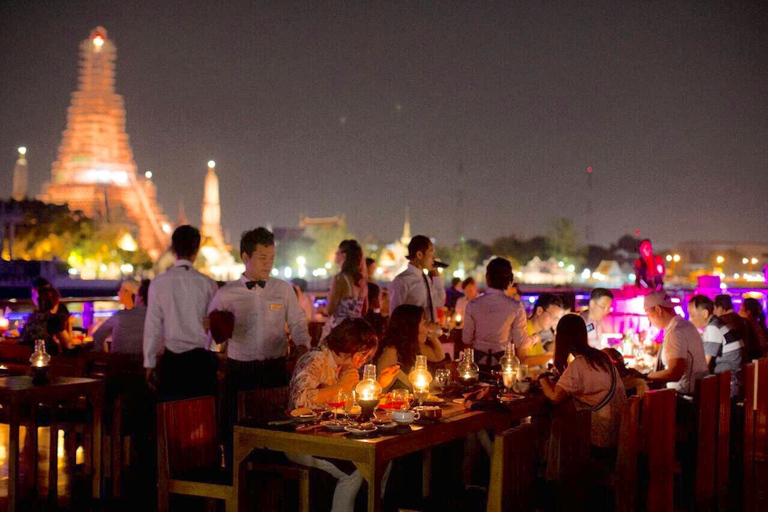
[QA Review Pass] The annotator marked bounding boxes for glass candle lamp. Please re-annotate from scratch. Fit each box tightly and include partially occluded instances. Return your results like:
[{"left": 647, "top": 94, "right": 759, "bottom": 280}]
[
  {"left": 457, "top": 348, "right": 479, "bottom": 386},
  {"left": 409, "top": 355, "right": 432, "bottom": 406},
  {"left": 29, "top": 339, "right": 51, "bottom": 385},
  {"left": 355, "top": 364, "right": 382, "bottom": 421}
]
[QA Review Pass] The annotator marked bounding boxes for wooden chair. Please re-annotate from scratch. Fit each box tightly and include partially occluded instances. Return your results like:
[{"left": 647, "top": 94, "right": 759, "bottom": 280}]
[
  {"left": 743, "top": 358, "right": 768, "bottom": 512},
  {"left": 613, "top": 396, "right": 641, "bottom": 512},
  {"left": 545, "top": 407, "right": 591, "bottom": 484},
  {"left": 715, "top": 371, "right": 731, "bottom": 511},
  {"left": 157, "top": 396, "right": 233, "bottom": 512},
  {"left": 641, "top": 388, "right": 676, "bottom": 512},
  {"left": 237, "top": 387, "right": 310, "bottom": 512},
  {"left": 486, "top": 422, "right": 537, "bottom": 512},
  {"left": 692, "top": 374, "right": 719, "bottom": 511}
]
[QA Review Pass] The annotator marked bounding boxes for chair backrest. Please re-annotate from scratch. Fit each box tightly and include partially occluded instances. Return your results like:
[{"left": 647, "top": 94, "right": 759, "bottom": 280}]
[
  {"left": 498, "top": 422, "right": 537, "bottom": 512},
  {"left": 743, "top": 357, "right": 768, "bottom": 512},
  {"left": 642, "top": 388, "right": 676, "bottom": 512},
  {"left": 157, "top": 396, "right": 220, "bottom": 476},
  {"left": 715, "top": 371, "right": 731, "bottom": 511},
  {"left": 0, "top": 344, "right": 33, "bottom": 363},
  {"left": 237, "top": 386, "right": 291, "bottom": 423},
  {"left": 546, "top": 406, "right": 591, "bottom": 482},
  {"left": 614, "top": 396, "right": 641, "bottom": 512},
  {"left": 48, "top": 355, "right": 87, "bottom": 378},
  {"left": 694, "top": 374, "right": 718, "bottom": 508}
]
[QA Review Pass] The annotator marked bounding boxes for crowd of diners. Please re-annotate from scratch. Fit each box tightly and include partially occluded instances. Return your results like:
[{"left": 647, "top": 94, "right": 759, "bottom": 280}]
[{"left": 15, "top": 225, "right": 768, "bottom": 511}]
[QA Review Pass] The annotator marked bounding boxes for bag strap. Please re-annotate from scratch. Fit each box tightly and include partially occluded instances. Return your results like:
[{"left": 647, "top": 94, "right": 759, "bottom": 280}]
[{"left": 574, "top": 363, "right": 618, "bottom": 412}]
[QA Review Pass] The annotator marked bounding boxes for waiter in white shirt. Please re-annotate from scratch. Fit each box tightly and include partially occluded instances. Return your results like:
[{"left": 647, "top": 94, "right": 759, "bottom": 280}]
[
  {"left": 463, "top": 257, "right": 531, "bottom": 370},
  {"left": 388, "top": 235, "right": 446, "bottom": 323},
  {"left": 209, "top": 227, "right": 311, "bottom": 390},
  {"left": 143, "top": 225, "right": 218, "bottom": 400}
]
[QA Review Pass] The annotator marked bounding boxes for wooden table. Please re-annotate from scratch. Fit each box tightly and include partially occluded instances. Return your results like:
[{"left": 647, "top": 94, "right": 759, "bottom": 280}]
[
  {"left": 0, "top": 375, "right": 105, "bottom": 511},
  {"left": 233, "top": 395, "right": 548, "bottom": 512}
]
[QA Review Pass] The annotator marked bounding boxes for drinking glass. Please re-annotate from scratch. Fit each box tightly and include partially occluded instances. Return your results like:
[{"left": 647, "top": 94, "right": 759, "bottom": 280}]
[
  {"left": 433, "top": 369, "right": 450, "bottom": 394},
  {"left": 514, "top": 365, "right": 529, "bottom": 393},
  {"left": 391, "top": 389, "right": 409, "bottom": 411},
  {"left": 328, "top": 390, "right": 348, "bottom": 420}
]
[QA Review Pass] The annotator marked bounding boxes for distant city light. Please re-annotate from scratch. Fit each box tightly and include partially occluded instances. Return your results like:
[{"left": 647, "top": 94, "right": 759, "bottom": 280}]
[
  {"left": 270, "top": 268, "right": 279, "bottom": 277},
  {"left": 673, "top": 254, "right": 681, "bottom": 262},
  {"left": 751, "top": 258, "right": 758, "bottom": 265},
  {"left": 587, "top": 166, "right": 593, "bottom": 173},
  {"left": 324, "top": 262, "right": 332, "bottom": 269},
  {"left": 145, "top": 171, "right": 153, "bottom": 179},
  {"left": 296, "top": 256, "right": 306, "bottom": 266},
  {"left": 567, "top": 264, "right": 575, "bottom": 272},
  {"left": 283, "top": 266, "right": 292, "bottom": 278},
  {"left": 298, "top": 266, "right": 307, "bottom": 278},
  {"left": 67, "top": 268, "right": 78, "bottom": 275},
  {"left": 558, "top": 261, "right": 564, "bottom": 268},
  {"left": 376, "top": 267, "right": 384, "bottom": 275},
  {"left": 666, "top": 255, "right": 672, "bottom": 262},
  {"left": 93, "top": 35, "right": 104, "bottom": 47},
  {"left": 18, "top": 147, "right": 26, "bottom": 156},
  {"left": 120, "top": 263, "right": 134, "bottom": 274},
  {"left": 161, "top": 222, "right": 172, "bottom": 234},
  {"left": 716, "top": 255, "right": 725, "bottom": 265},
  {"left": 208, "top": 160, "right": 216, "bottom": 168}
]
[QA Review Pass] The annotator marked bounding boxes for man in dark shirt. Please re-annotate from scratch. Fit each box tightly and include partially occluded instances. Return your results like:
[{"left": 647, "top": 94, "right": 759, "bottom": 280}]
[{"left": 714, "top": 294, "right": 755, "bottom": 360}]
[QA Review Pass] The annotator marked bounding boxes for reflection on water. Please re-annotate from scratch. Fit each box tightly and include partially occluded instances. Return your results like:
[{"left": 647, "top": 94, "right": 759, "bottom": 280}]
[{"left": 0, "top": 423, "right": 74, "bottom": 500}]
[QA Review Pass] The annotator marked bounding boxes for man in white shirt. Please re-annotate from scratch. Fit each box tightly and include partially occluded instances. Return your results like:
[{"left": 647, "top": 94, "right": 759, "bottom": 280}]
[
  {"left": 463, "top": 258, "right": 530, "bottom": 369},
  {"left": 645, "top": 290, "right": 708, "bottom": 395},
  {"left": 388, "top": 235, "right": 446, "bottom": 323},
  {"left": 580, "top": 288, "right": 614, "bottom": 348},
  {"left": 143, "top": 225, "right": 218, "bottom": 400},
  {"left": 209, "top": 227, "right": 311, "bottom": 390}
]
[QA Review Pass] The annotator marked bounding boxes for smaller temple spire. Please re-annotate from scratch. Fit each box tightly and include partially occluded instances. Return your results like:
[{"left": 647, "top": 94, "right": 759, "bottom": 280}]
[
  {"left": 176, "top": 197, "right": 189, "bottom": 227},
  {"left": 12, "top": 147, "right": 28, "bottom": 201},
  {"left": 400, "top": 206, "right": 411, "bottom": 245}
]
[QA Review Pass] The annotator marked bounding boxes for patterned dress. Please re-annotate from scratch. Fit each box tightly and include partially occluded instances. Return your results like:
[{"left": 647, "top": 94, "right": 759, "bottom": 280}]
[
  {"left": 320, "top": 274, "right": 366, "bottom": 342},
  {"left": 289, "top": 346, "right": 340, "bottom": 409}
]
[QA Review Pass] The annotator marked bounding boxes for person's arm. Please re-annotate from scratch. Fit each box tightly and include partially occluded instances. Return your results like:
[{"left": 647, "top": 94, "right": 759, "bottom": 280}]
[
  {"left": 143, "top": 281, "right": 163, "bottom": 369},
  {"left": 388, "top": 278, "right": 405, "bottom": 314},
  {"left": 285, "top": 284, "right": 311, "bottom": 354},
  {"left": 522, "top": 352, "right": 553, "bottom": 367},
  {"left": 647, "top": 357, "right": 686, "bottom": 384},
  {"left": 462, "top": 304, "right": 476, "bottom": 346},
  {"left": 92, "top": 315, "right": 116, "bottom": 352},
  {"left": 539, "top": 376, "right": 570, "bottom": 403},
  {"left": 422, "top": 331, "right": 445, "bottom": 362},
  {"left": 701, "top": 326, "right": 722, "bottom": 372}
]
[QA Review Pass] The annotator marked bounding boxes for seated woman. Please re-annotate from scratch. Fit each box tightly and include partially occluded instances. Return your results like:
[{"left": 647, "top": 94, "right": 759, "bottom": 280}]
[
  {"left": 375, "top": 304, "right": 446, "bottom": 391},
  {"left": 539, "top": 314, "right": 627, "bottom": 463},
  {"left": 288, "top": 318, "right": 399, "bottom": 512},
  {"left": 20, "top": 281, "right": 74, "bottom": 355}
]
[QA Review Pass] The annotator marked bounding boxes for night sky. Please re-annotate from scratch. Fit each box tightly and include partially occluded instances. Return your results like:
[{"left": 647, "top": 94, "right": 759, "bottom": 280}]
[{"left": 2, "top": 1, "right": 767, "bottom": 249}]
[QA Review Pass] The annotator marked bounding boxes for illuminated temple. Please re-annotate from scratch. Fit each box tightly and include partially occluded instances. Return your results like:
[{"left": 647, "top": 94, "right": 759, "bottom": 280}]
[{"left": 38, "top": 27, "right": 170, "bottom": 259}]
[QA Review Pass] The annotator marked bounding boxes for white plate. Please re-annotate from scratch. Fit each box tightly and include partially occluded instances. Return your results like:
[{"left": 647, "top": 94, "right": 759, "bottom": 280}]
[{"left": 321, "top": 420, "right": 350, "bottom": 431}]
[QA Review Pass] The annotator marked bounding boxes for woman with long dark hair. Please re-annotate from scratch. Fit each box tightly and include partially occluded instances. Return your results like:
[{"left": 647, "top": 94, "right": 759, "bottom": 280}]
[
  {"left": 320, "top": 239, "right": 368, "bottom": 341},
  {"left": 375, "top": 304, "right": 445, "bottom": 390},
  {"left": 539, "top": 314, "right": 627, "bottom": 452},
  {"left": 739, "top": 297, "right": 768, "bottom": 358}
]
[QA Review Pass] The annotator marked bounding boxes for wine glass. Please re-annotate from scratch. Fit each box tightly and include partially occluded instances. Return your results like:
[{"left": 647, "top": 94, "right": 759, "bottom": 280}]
[
  {"left": 433, "top": 369, "right": 450, "bottom": 394},
  {"left": 328, "top": 390, "right": 348, "bottom": 421},
  {"left": 391, "top": 389, "right": 409, "bottom": 411}
]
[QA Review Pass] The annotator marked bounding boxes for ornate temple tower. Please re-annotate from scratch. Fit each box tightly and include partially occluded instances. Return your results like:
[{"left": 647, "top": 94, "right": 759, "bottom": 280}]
[
  {"left": 38, "top": 27, "right": 170, "bottom": 259},
  {"left": 201, "top": 160, "right": 224, "bottom": 246},
  {"left": 11, "top": 147, "right": 28, "bottom": 200}
]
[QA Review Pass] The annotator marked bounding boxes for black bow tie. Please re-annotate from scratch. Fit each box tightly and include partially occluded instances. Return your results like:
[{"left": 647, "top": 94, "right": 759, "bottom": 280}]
[{"left": 246, "top": 280, "right": 266, "bottom": 290}]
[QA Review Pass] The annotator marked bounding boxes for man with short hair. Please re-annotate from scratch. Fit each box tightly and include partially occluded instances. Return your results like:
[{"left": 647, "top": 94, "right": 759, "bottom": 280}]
[
  {"left": 714, "top": 294, "right": 754, "bottom": 360},
  {"left": 688, "top": 295, "right": 742, "bottom": 396},
  {"left": 445, "top": 277, "right": 463, "bottom": 310},
  {"left": 117, "top": 279, "right": 139, "bottom": 310},
  {"left": 581, "top": 288, "right": 614, "bottom": 348},
  {"left": 645, "top": 290, "right": 708, "bottom": 395},
  {"left": 94, "top": 279, "right": 150, "bottom": 355},
  {"left": 209, "top": 227, "right": 311, "bottom": 390},
  {"left": 524, "top": 293, "right": 564, "bottom": 366},
  {"left": 463, "top": 258, "right": 529, "bottom": 369},
  {"left": 144, "top": 225, "right": 218, "bottom": 400},
  {"left": 388, "top": 235, "right": 445, "bottom": 323}
]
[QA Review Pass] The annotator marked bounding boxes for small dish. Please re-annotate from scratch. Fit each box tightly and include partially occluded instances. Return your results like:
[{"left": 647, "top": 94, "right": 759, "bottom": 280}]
[
  {"left": 345, "top": 425, "right": 378, "bottom": 436},
  {"left": 321, "top": 420, "right": 350, "bottom": 431},
  {"left": 498, "top": 394, "right": 525, "bottom": 403}
]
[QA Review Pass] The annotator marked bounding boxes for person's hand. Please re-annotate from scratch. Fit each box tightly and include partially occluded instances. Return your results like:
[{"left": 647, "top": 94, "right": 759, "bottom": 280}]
[
  {"left": 377, "top": 365, "right": 401, "bottom": 389},
  {"left": 338, "top": 366, "right": 360, "bottom": 391},
  {"left": 145, "top": 368, "right": 158, "bottom": 392}
]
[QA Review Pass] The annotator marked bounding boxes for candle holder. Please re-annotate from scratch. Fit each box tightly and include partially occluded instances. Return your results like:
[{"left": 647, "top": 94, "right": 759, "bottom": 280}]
[
  {"left": 408, "top": 355, "right": 433, "bottom": 406},
  {"left": 457, "top": 348, "right": 479, "bottom": 387},
  {"left": 29, "top": 339, "right": 51, "bottom": 386},
  {"left": 358, "top": 398, "right": 379, "bottom": 422}
]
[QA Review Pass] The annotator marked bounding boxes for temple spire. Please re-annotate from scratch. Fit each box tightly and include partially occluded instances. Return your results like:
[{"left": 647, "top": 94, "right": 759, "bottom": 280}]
[
  {"left": 12, "top": 147, "right": 28, "bottom": 200},
  {"left": 201, "top": 160, "right": 224, "bottom": 246},
  {"left": 176, "top": 197, "right": 189, "bottom": 227},
  {"left": 400, "top": 206, "right": 411, "bottom": 245}
]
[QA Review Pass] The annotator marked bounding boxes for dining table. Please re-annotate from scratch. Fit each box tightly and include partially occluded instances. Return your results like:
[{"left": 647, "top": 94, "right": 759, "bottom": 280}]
[
  {"left": 233, "top": 393, "right": 548, "bottom": 512},
  {"left": 0, "top": 375, "right": 105, "bottom": 511}
]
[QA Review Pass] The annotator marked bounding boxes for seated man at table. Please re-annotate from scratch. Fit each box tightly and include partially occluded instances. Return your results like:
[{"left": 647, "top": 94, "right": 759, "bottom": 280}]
[
  {"left": 288, "top": 319, "right": 398, "bottom": 512},
  {"left": 644, "top": 290, "right": 708, "bottom": 395},
  {"left": 581, "top": 288, "right": 614, "bottom": 348},
  {"left": 463, "top": 258, "right": 530, "bottom": 370},
  {"left": 523, "top": 293, "right": 564, "bottom": 366},
  {"left": 93, "top": 279, "right": 149, "bottom": 355}
]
